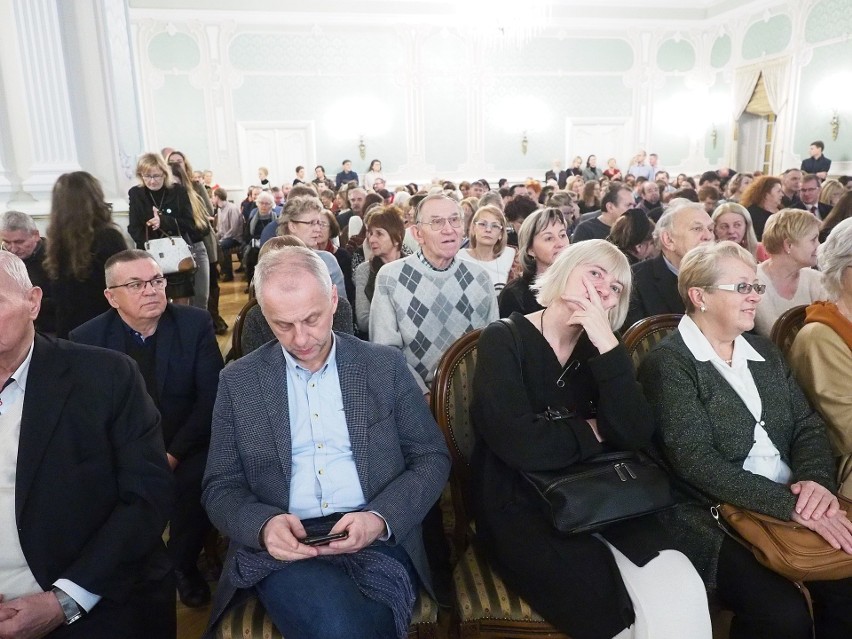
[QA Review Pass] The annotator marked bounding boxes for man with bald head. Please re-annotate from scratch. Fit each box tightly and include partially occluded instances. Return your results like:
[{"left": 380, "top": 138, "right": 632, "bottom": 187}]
[
  {"left": 0, "top": 251, "right": 174, "bottom": 638},
  {"left": 202, "top": 247, "right": 449, "bottom": 639},
  {"left": 624, "top": 203, "right": 715, "bottom": 329}
]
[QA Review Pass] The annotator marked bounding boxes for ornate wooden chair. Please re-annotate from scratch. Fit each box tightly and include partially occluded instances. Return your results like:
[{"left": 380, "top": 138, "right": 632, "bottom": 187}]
[
  {"left": 621, "top": 314, "right": 683, "bottom": 370},
  {"left": 770, "top": 304, "right": 808, "bottom": 357},
  {"left": 431, "top": 328, "right": 571, "bottom": 639},
  {"left": 227, "top": 296, "right": 258, "bottom": 361}
]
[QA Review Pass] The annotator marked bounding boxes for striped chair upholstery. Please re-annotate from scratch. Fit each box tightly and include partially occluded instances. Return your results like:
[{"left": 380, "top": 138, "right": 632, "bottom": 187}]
[
  {"left": 214, "top": 589, "right": 439, "bottom": 639},
  {"left": 431, "top": 329, "right": 571, "bottom": 638},
  {"left": 622, "top": 314, "right": 683, "bottom": 370}
]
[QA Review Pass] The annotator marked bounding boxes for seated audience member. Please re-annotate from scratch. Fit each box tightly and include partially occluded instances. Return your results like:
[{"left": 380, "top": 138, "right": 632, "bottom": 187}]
[
  {"left": 459, "top": 196, "right": 480, "bottom": 242},
  {"left": 50, "top": 171, "right": 128, "bottom": 337},
  {"left": 335, "top": 159, "right": 358, "bottom": 189},
  {"left": 363, "top": 159, "right": 385, "bottom": 192},
  {"left": 240, "top": 237, "right": 355, "bottom": 355},
  {"left": 624, "top": 203, "right": 714, "bottom": 329},
  {"left": 603, "top": 157, "right": 622, "bottom": 181},
  {"left": 212, "top": 187, "right": 244, "bottom": 282},
  {"left": 572, "top": 185, "right": 633, "bottom": 243},
  {"left": 261, "top": 194, "right": 347, "bottom": 297},
  {"left": 566, "top": 175, "right": 585, "bottom": 200},
  {"left": 627, "top": 150, "right": 654, "bottom": 181},
  {"left": 316, "top": 210, "right": 355, "bottom": 305},
  {"left": 0, "top": 251, "right": 174, "bottom": 639},
  {"left": 370, "top": 193, "right": 497, "bottom": 396},
  {"left": 201, "top": 247, "right": 449, "bottom": 638},
  {"left": 780, "top": 168, "right": 805, "bottom": 209},
  {"left": 636, "top": 180, "right": 662, "bottom": 219},
  {"left": 581, "top": 154, "right": 603, "bottom": 182},
  {"left": 712, "top": 202, "right": 759, "bottom": 259},
  {"left": 503, "top": 193, "right": 539, "bottom": 247},
  {"left": 799, "top": 173, "right": 832, "bottom": 220},
  {"left": 725, "top": 172, "right": 753, "bottom": 203},
  {"left": 577, "top": 180, "right": 601, "bottom": 214},
  {"left": 312, "top": 165, "right": 334, "bottom": 190},
  {"left": 353, "top": 207, "right": 406, "bottom": 335},
  {"left": 1, "top": 210, "right": 55, "bottom": 333},
  {"left": 70, "top": 249, "right": 223, "bottom": 608},
  {"left": 820, "top": 179, "right": 845, "bottom": 213},
  {"left": 458, "top": 205, "right": 516, "bottom": 293},
  {"left": 499, "top": 207, "right": 568, "bottom": 318},
  {"left": 240, "top": 186, "right": 261, "bottom": 222},
  {"left": 639, "top": 241, "right": 852, "bottom": 639},
  {"left": 698, "top": 171, "right": 721, "bottom": 189},
  {"left": 738, "top": 175, "right": 783, "bottom": 241},
  {"left": 697, "top": 184, "right": 722, "bottom": 215},
  {"left": 754, "top": 209, "right": 824, "bottom": 337},
  {"left": 607, "top": 208, "right": 656, "bottom": 265},
  {"left": 801, "top": 140, "right": 832, "bottom": 180},
  {"left": 257, "top": 166, "right": 270, "bottom": 187},
  {"left": 819, "top": 190, "right": 852, "bottom": 243},
  {"left": 790, "top": 218, "right": 852, "bottom": 498},
  {"left": 473, "top": 240, "right": 712, "bottom": 639},
  {"left": 243, "top": 191, "right": 277, "bottom": 285}
]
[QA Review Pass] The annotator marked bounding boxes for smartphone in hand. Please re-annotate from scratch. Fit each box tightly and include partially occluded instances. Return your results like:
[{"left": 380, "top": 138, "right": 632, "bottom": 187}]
[{"left": 301, "top": 531, "right": 348, "bottom": 546}]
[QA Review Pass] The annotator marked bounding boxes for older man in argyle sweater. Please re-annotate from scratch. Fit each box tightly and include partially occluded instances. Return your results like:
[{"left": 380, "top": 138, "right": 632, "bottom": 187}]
[{"left": 370, "top": 194, "right": 497, "bottom": 396}]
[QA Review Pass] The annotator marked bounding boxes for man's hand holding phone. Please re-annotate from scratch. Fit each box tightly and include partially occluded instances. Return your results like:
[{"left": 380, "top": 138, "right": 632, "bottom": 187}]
[
  {"left": 315, "top": 512, "right": 387, "bottom": 556},
  {"left": 261, "top": 514, "right": 319, "bottom": 561}
]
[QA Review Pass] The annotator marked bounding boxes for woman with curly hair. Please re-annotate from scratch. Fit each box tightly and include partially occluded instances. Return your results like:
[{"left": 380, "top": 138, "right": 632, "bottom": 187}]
[
  {"left": 740, "top": 175, "right": 784, "bottom": 240},
  {"left": 44, "top": 171, "right": 128, "bottom": 337}
]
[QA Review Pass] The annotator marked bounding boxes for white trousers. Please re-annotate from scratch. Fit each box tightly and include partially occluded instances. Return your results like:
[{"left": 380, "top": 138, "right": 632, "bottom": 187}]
[{"left": 596, "top": 536, "right": 712, "bottom": 639}]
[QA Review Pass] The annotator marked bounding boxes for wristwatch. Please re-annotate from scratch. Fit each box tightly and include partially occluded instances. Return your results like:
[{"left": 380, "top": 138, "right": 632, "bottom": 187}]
[{"left": 51, "top": 587, "right": 84, "bottom": 625}]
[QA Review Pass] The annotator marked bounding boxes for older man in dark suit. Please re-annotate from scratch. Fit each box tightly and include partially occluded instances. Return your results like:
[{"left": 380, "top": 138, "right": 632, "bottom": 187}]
[
  {"left": 624, "top": 203, "right": 715, "bottom": 330},
  {"left": 70, "top": 249, "right": 224, "bottom": 609},
  {"left": 202, "top": 246, "right": 450, "bottom": 639},
  {"left": 0, "top": 251, "right": 174, "bottom": 638}
]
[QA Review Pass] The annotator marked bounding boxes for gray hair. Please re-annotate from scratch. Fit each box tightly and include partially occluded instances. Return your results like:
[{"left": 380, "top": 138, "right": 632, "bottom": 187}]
[
  {"left": 414, "top": 193, "right": 461, "bottom": 223},
  {"left": 1, "top": 210, "right": 38, "bottom": 234},
  {"left": 479, "top": 191, "right": 504, "bottom": 210},
  {"left": 818, "top": 217, "right": 852, "bottom": 301},
  {"left": 0, "top": 251, "right": 34, "bottom": 294},
  {"left": 254, "top": 246, "right": 331, "bottom": 306},
  {"left": 256, "top": 191, "right": 275, "bottom": 205},
  {"left": 654, "top": 202, "right": 705, "bottom": 246}
]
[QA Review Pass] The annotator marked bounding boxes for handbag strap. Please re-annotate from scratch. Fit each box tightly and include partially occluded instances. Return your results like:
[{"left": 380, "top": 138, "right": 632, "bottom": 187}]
[{"left": 497, "top": 317, "right": 524, "bottom": 385}]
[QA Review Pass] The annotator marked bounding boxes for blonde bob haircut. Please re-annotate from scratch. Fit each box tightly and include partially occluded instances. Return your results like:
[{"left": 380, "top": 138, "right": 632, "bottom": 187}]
[
  {"left": 136, "top": 153, "right": 174, "bottom": 189},
  {"left": 678, "top": 241, "right": 757, "bottom": 314},
  {"left": 761, "top": 208, "right": 820, "bottom": 255},
  {"left": 711, "top": 202, "right": 759, "bottom": 258},
  {"left": 468, "top": 205, "right": 508, "bottom": 257},
  {"left": 533, "top": 239, "right": 632, "bottom": 331}
]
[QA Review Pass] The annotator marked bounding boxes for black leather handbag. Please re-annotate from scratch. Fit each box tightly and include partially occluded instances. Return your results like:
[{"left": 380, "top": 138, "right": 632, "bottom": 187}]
[
  {"left": 498, "top": 317, "right": 675, "bottom": 535},
  {"left": 523, "top": 449, "right": 675, "bottom": 534}
]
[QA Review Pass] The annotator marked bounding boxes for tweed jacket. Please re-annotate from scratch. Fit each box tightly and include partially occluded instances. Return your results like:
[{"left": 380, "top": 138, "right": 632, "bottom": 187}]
[
  {"left": 638, "top": 329, "right": 835, "bottom": 588},
  {"left": 202, "top": 332, "right": 450, "bottom": 630}
]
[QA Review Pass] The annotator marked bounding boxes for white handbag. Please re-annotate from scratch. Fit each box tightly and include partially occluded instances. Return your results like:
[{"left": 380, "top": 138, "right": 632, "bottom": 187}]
[{"left": 144, "top": 228, "right": 196, "bottom": 275}]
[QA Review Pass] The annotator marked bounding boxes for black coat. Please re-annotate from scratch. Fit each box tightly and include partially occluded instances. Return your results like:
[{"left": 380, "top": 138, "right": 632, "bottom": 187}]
[{"left": 623, "top": 254, "right": 684, "bottom": 331}]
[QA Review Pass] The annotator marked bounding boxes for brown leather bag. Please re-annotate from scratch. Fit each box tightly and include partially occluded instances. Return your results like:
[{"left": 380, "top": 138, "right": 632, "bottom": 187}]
[{"left": 712, "top": 499, "right": 852, "bottom": 582}]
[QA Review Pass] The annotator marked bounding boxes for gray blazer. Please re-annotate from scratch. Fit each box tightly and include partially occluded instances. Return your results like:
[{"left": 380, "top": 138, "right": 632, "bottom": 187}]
[
  {"left": 638, "top": 330, "right": 835, "bottom": 588},
  {"left": 202, "top": 332, "right": 450, "bottom": 628}
]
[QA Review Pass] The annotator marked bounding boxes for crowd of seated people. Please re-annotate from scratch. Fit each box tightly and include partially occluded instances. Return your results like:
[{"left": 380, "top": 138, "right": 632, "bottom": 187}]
[{"left": 3, "top": 143, "right": 852, "bottom": 639}]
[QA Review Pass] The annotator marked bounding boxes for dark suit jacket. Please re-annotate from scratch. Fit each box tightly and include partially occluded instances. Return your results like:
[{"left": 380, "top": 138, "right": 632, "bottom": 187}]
[
  {"left": 17, "top": 336, "right": 173, "bottom": 614},
  {"left": 70, "top": 304, "right": 224, "bottom": 460},
  {"left": 623, "top": 254, "right": 684, "bottom": 331},
  {"left": 201, "top": 333, "right": 450, "bottom": 631}
]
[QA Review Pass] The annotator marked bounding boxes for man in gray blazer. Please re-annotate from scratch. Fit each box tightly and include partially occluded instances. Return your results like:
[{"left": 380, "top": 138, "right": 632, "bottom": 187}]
[{"left": 202, "top": 246, "right": 450, "bottom": 639}]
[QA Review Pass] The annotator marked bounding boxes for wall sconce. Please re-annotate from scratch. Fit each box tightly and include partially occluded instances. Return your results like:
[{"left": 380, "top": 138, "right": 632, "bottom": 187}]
[
  {"left": 830, "top": 111, "right": 839, "bottom": 141},
  {"left": 710, "top": 126, "right": 718, "bottom": 149},
  {"left": 521, "top": 131, "right": 528, "bottom": 155},
  {"left": 358, "top": 136, "right": 366, "bottom": 160}
]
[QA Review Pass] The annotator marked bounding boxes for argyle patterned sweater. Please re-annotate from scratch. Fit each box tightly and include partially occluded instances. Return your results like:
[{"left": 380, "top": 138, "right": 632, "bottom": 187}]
[{"left": 370, "top": 254, "right": 498, "bottom": 393}]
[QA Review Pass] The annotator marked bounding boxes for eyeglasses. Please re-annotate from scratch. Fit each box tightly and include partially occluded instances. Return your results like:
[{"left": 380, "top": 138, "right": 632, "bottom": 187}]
[
  {"left": 108, "top": 276, "right": 167, "bottom": 293},
  {"left": 474, "top": 221, "right": 503, "bottom": 232},
  {"left": 419, "top": 215, "right": 462, "bottom": 231},
  {"left": 707, "top": 282, "right": 767, "bottom": 295},
  {"left": 142, "top": 174, "right": 164, "bottom": 181},
  {"left": 290, "top": 219, "right": 330, "bottom": 229}
]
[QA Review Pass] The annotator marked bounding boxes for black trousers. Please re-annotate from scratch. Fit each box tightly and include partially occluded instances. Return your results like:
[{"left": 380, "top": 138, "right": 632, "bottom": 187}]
[
  {"left": 717, "top": 535, "right": 852, "bottom": 639},
  {"left": 167, "top": 449, "right": 211, "bottom": 573}
]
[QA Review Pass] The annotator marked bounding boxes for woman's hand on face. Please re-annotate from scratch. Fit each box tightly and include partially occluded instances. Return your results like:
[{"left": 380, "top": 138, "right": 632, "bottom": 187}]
[
  {"left": 564, "top": 278, "right": 619, "bottom": 354},
  {"left": 792, "top": 509, "right": 852, "bottom": 554},
  {"left": 791, "top": 480, "right": 840, "bottom": 521}
]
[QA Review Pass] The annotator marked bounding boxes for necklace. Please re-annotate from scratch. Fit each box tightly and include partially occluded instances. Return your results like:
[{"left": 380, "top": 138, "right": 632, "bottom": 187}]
[
  {"left": 148, "top": 187, "right": 166, "bottom": 212},
  {"left": 540, "top": 306, "right": 547, "bottom": 334}
]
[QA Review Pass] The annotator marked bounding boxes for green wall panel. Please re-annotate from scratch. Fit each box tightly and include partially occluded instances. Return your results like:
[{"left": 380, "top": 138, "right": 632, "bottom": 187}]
[
  {"left": 152, "top": 75, "right": 208, "bottom": 166},
  {"left": 710, "top": 34, "right": 731, "bottom": 69},
  {"left": 805, "top": 0, "right": 852, "bottom": 43},
  {"left": 148, "top": 32, "right": 200, "bottom": 71},
  {"left": 657, "top": 39, "right": 696, "bottom": 72},
  {"left": 742, "top": 14, "right": 792, "bottom": 60}
]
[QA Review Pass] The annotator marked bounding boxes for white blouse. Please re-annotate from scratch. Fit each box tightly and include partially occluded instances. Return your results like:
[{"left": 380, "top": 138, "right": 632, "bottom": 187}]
[
  {"left": 679, "top": 315, "right": 792, "bottom": 484},
  {"left": 457, "top": 247, "right": 516, "bottom": 293}
]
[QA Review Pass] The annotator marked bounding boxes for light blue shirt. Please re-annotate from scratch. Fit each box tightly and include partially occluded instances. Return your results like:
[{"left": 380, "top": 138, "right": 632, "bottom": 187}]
[{"left": 283, "top": 338, "right": 368, "bottom": 519}]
